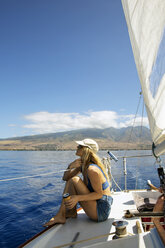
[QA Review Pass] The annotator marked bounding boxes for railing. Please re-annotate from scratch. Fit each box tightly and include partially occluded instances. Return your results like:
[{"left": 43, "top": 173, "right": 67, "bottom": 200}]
[{"left": 103, "top": 152, "right": 155, "bottom": 191}]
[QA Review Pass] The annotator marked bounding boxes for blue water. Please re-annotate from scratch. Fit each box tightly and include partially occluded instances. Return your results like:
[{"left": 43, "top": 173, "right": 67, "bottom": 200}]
[{"left": 0, "top": 150, "right": 164, "bottom": 248}]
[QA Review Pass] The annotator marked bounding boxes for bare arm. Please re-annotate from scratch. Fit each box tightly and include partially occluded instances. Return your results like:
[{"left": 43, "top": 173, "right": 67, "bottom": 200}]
[
  {"left": 153, "top": 195, "right": 165, "bottom": 245},
  {"left": 62, "top": 158, "right": 82, "bottom": 181},
  {"left": 64, "top": 167, "right": 103, "bottom": 209}
]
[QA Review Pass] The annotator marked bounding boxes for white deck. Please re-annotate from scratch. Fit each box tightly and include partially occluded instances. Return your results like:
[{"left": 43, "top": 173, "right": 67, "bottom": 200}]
[{"left": 23, "top": 190, "right": 163, "bottom": 248}]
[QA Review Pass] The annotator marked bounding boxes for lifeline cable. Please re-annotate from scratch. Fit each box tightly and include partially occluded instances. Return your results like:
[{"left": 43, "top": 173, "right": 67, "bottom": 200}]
[{"left": 0, "top": 169, "right": 70, "bottom": 182}]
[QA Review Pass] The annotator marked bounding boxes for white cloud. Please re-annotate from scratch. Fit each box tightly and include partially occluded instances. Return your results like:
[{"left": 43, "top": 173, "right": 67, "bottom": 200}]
[
  {"left": 22, "top": 111, "right": 149, "bottom": 134},
  {"left": 8, "top": 124, "right": 17, "bottom": 127}
]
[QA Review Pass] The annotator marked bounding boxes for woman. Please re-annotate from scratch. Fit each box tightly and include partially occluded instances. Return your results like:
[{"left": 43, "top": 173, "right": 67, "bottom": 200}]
[{"left": 44, "top": 138, "right": 113, "bottom": 226}]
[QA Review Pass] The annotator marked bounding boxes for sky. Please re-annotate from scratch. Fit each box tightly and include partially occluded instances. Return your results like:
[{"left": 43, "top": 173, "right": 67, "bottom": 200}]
[{"left": 0, "top": 0, "right": 148, "bottom": 139}]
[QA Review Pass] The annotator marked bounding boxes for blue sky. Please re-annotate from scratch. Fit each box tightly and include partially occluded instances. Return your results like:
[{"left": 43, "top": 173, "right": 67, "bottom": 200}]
[{"left": 0, "top": 0, "right": 148, "bottom": 139}]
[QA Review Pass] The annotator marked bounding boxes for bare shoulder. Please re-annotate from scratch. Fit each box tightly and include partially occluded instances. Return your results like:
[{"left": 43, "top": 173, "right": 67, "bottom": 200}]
[{"left": 87, "top": 165, "right": 100, "bottom": 176}]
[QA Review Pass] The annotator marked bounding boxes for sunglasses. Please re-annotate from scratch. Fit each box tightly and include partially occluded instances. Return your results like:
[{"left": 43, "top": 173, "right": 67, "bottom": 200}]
[{"left": 77, "top": 145, "right": 83, "bottom": 149}]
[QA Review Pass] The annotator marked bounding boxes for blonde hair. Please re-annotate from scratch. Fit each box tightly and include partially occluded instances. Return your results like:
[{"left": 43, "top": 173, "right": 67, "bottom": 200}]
[{"left": 81, "top": 147, "right": 109, "bottom": 182}]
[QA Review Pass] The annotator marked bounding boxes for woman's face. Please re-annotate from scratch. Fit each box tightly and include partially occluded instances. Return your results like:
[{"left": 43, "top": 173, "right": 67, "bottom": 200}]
[{"left": 76, "top": 145, "right": 84, "bottom": 157}]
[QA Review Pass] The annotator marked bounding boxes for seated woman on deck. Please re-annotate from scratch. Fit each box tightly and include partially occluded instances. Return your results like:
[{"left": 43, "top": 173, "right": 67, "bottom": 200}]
[{"left": 44, "top": 138, "right": 113, "bottom": 226}]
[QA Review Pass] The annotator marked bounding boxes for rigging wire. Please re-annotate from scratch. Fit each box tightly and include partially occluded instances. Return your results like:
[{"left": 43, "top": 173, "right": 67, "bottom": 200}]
[
  {"left": 0, "top": 169, "right": 69, "bottom": 182},
  {"left": 124, "top": 91, "right": 142, "bottom": 158},
  {"left": 135, "top": 94, "right": 145, "bottom": 189},
  {"left": 116, "top": 91, "right": 143, "bottom": 190}
]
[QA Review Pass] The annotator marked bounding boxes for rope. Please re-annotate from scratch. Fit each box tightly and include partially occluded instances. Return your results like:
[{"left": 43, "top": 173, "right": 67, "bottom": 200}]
[
  {"left": 102, "top": 157, "right": 122, "bottom": 191},
  {"left": 111, "top": 172, "right": 122, "bottom": 191},
  {"left": 0, "top": 169, "right": 70, "bottom": 182}
]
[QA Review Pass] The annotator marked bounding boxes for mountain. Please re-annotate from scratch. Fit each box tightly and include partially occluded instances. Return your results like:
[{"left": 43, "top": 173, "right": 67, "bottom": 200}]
[{"left": 0, "top": 126, "right": 152, "bottom": 151}]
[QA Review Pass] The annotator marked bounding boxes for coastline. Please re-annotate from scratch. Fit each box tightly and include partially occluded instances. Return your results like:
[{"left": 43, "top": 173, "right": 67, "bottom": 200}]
[
  {"left": 0, "top": 146, "right": 152, "bottom": 151},
  {"left": 0, "top": 127, "right": 152, "bottom": 151}
]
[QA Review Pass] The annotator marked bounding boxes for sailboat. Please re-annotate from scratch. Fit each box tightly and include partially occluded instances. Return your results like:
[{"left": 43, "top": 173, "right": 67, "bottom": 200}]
[{"left": 19, "top": 0, "right": 165, "bottom": 247}]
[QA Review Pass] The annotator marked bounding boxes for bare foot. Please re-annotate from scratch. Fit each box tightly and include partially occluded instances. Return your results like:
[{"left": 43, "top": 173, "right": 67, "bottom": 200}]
[{"left": 43, "top": 215, "right": 66, "bottom": 227}]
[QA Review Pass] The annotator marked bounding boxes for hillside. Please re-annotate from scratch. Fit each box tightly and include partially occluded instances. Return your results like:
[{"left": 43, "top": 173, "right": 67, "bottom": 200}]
[{"left": 0, "top": 126, "right": 152, "bottom": 151}]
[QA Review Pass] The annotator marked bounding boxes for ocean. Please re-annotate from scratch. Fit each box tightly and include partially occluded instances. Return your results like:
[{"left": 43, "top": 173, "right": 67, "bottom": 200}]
[{"left": 0, "top": 150, "right": 164, "bottom": 248}]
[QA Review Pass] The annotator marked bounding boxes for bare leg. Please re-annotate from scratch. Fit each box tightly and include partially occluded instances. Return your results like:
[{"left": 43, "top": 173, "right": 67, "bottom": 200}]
[
  {"left": 65, "top": 180, "right": 77, "bottom": 218},
  {"left": 44, "top": 176, "right": 98, "bottom": 227},
  {"left": 43, "top": 179, "right": 77, "bottom": 227},
  {"left": 71, "top": 177, "right": 98, "bottom": 221}
]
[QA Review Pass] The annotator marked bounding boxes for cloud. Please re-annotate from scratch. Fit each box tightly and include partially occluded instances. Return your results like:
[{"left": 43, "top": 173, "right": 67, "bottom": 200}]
[
  {"left": 8, "top": 124, "right": 17, "bottom": 127},
  {"left": 22, "top": 111, "right": 149, "bottom": 134}
]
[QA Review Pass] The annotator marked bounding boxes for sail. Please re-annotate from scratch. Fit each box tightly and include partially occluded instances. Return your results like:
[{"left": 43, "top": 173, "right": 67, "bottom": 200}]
[{"left": 121, "top": 0, "right": 165, "bottom": 157}]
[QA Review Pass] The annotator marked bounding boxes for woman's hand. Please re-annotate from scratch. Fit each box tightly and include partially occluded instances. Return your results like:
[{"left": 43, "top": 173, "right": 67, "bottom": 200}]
[
  {"left": 64, "top": 195, "right": 79, "bottom": 209},
  {"left": 69, "top": 158, "right": 82, "bottom": 169},
  {"left": 63, "top": 159, "right": 82, "bottom": 181}
]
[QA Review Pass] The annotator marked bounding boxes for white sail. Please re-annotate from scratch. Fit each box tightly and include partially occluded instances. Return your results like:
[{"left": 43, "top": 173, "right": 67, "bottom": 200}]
[{"left": 121, "top": 0, "right": 165, "bottom": 157}]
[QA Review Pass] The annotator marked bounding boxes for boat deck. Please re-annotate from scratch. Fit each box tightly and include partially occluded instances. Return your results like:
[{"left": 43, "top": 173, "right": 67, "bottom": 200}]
[{"left": 22, "top": 190, "right": 163, "bottom": 248}]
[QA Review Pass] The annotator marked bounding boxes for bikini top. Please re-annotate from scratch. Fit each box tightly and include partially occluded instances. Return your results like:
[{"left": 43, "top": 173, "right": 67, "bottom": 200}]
[{"left": 87, "top": 164, "right": 109, "bottom": 192}]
